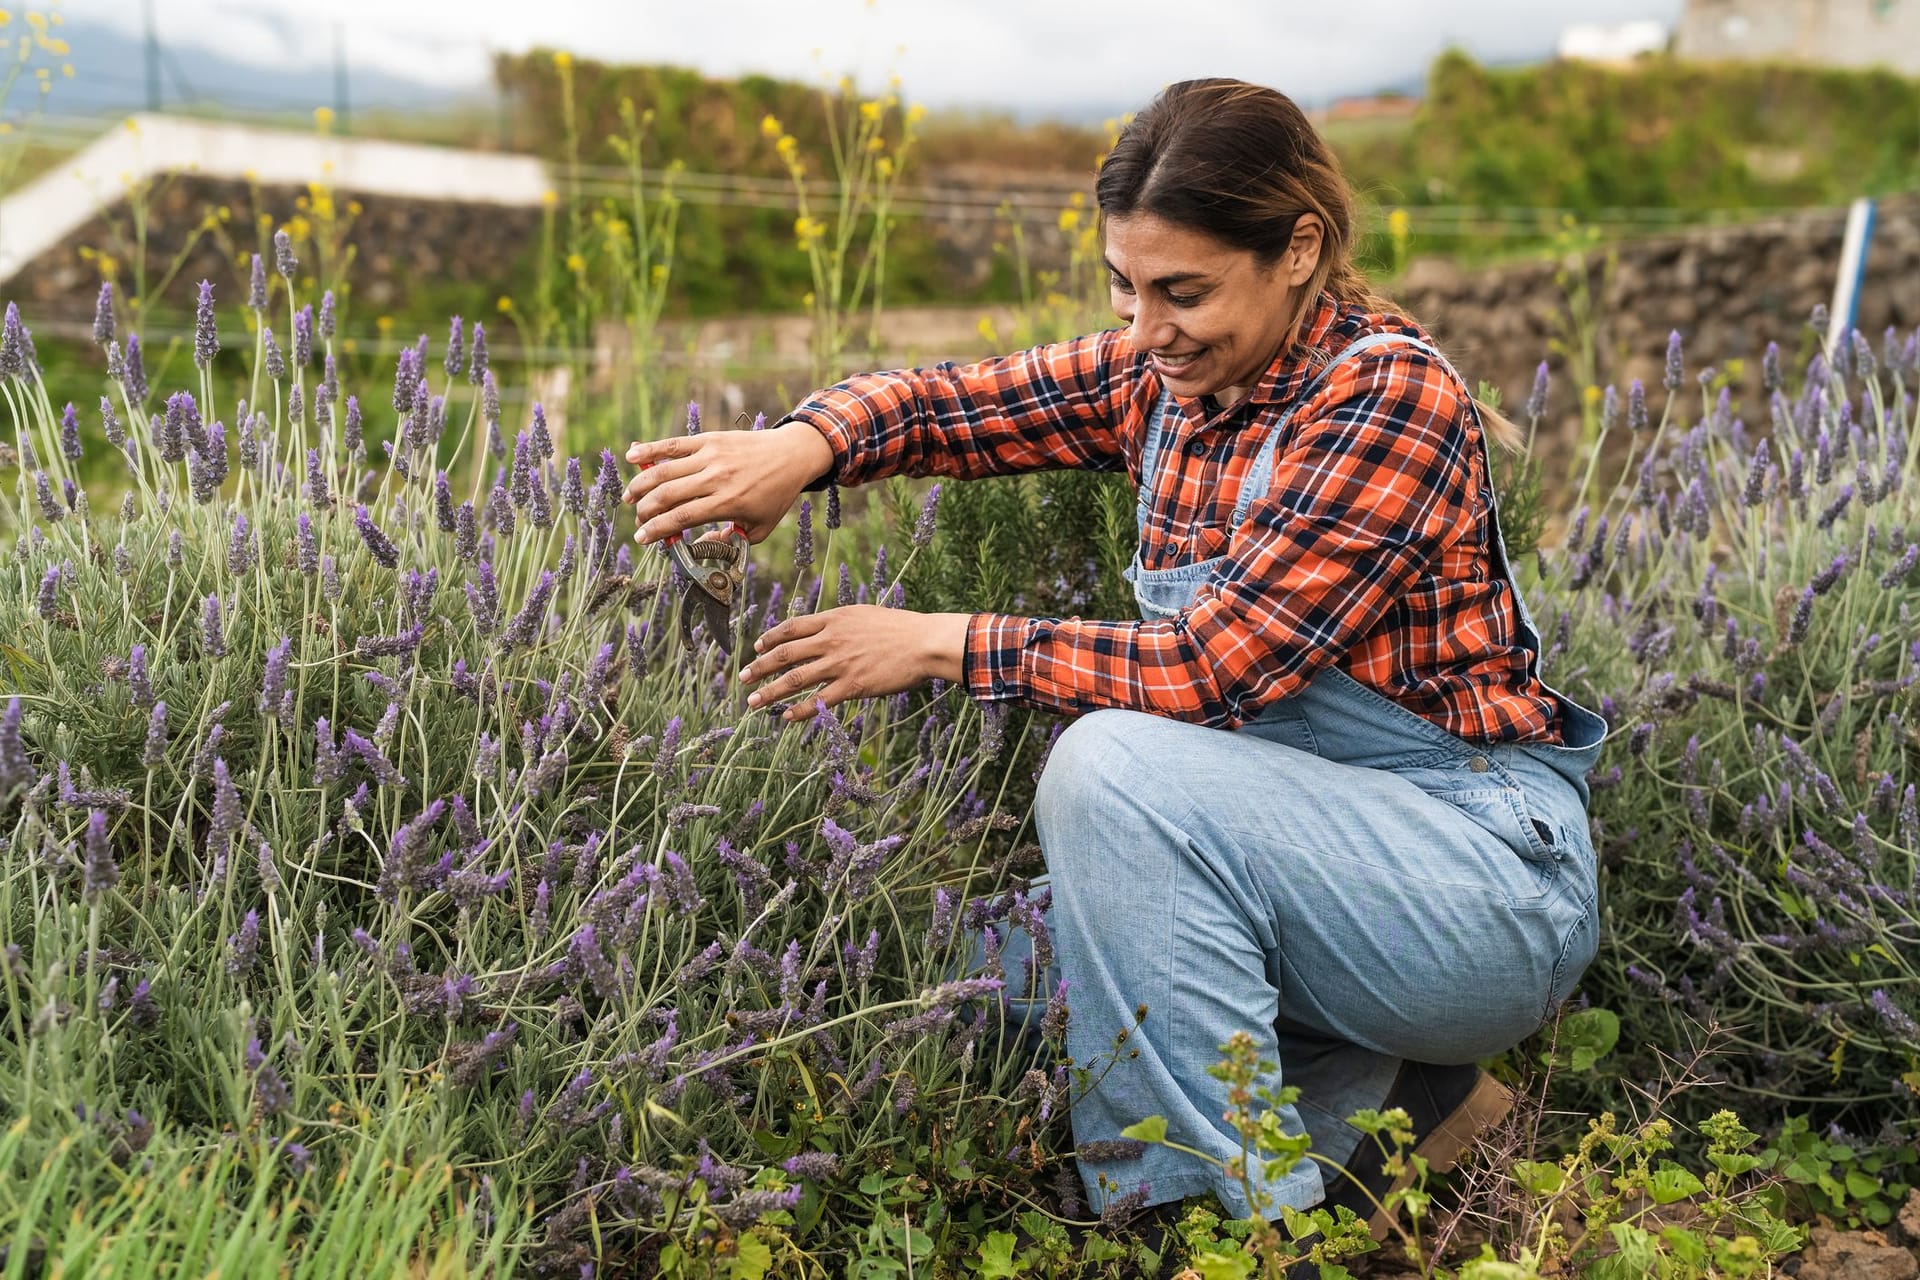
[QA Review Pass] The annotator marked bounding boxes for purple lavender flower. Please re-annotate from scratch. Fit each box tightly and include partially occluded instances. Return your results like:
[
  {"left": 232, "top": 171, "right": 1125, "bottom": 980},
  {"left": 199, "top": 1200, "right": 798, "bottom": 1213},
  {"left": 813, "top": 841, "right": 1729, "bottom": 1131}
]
[
  {"left": 208, "top": 756, "right": 243, "bottom": 853},
  {"left": 354, "top": 504, "right": 400, "bottom": 569},
  {"left": 825, "top": 481, "right": 842, "bottom": 529},
  {"left": 193, "top": 279, "right": 219, "bottom": 368},
  {"left": 343, "top": 395, "right": 363, "bottom": 456},
  {"left": 434, "top": 471, "right": 456, "bottom": 531},
  {"left": 791, "top": 498, "right": 814, "bottom": 569},
  {"left": 99, "top": 396, "right": 126, "bottom": 451},
  {"left": 263, "top": 327, "right": 286, "bottom": 380},
  {"left": 33, "top": 473, "right": 62, "bottom": 524},
  {"left": 92, "top": 281, "right": 115, "bottom": 345},
  {"left": 912, "top": 483, "right": 943, "bottom": 548},
  {"left": 274, "top": 228, "right": 296, "bottom": 279},
  {"left": 561, "top": 457, "right": 585, "bottom": 515},
  {"left": 509, "top": 432, "right": 534, "bottom": 508},
  {"left": 83, "top": 808, "right": 120, "bottom": 899},
  {"left": 237, "top": 415, "right": 259, "bottom": 472},
  {"left": 36, "top": 565, "right": 60, "bottom": 620},
  {"left": 227, "top": 910, "right": 260, "bottom": 975},
  {"left": 246, "top": 1038, "right": 291, "bottom": 1114},
  {"left": 1663, "top": 330, "right": 1684, "bottom": 391},
  {"left": 303, "top": 447, "right": 331, "bottom": 509},
  {"left": 292, "top": 513, "right": 318, "bottom": 576},
  {"left": 486, "top": 484, "right": 516, "bottom": 538},
  {"left": 1524, "top": 361, "right": 1549, "bottom": 422},
  {"left": 260, "top": 636, "right": 292, "bottom": 722},
  {"left": 227, "top": 512, "right": 255, "bottom": 576},
  {"left": 482, "top": 372, "right": 502, "bottom": 450},
  {"left": 293, "top": 303, "right": 313, "bottom": 368},
  {"left": 0, "top": 301, "right": 34, "bottom": 379},
  {"left": 201, "top": 595, "right": 228, "bottom": 657},
  {"left": 467, "top": 321, "right": 488, "bottom": 385},
  {"left": 455, "top": 502, "right": 479, "bottom": 562},
  {"left": 247, "top": 253, "right": 268, "bottom": 311},
  {"left": 141, "top": 703, "right": 168, "bottom": 768},
  {"left": 123, "top": 333, "right": 148, "bottom": 402},
  {"left": 318, "top": 288, "right": 335, "bottom": 338},
  {"left": 60, "top": 401, "right": 82, "bottom": 460},
  {"left": 498, "top": 570, "right": 556, "bottom": 651},
  {"left": 528, "top": 462, "right": 553, "bottom": 529},
  {"left": 128, "top": 644, "right": 154, "bottom": 709},
  {"left": 392, "top": 347, "right": 419, "bottom": 415},
  {"left": 782, "top": 1151, "right": 839, "bottom": 1181},
  {"left": 529, "top": 403, "right": 555, "bottom": 460},
  {"left": 0, "top": 698, "right": 33, "bottom": 794}
]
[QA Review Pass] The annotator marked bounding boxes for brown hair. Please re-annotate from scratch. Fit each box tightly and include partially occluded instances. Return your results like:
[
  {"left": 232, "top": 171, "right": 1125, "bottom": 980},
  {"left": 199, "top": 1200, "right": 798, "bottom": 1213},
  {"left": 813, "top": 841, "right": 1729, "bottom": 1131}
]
[{"left": 1094, "top": 78, "right": 1522, "bottom": 451}]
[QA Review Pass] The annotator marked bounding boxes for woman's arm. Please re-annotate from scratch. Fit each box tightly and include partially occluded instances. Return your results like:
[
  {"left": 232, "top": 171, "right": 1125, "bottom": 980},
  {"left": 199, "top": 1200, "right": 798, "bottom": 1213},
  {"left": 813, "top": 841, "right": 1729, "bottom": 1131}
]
[
  {"left": 960, "top": 348, "right": 1477, "bottom": 728},
  {"left": 784, "top": 328, "right": 1135, "bottom": 488}
]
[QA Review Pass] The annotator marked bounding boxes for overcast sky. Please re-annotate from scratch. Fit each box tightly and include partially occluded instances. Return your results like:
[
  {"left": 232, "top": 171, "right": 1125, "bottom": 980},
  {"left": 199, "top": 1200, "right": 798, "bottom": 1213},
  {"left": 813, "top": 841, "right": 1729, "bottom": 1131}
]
[{"left": 68, "top": 0, "right": 1687, "bottom": 118}]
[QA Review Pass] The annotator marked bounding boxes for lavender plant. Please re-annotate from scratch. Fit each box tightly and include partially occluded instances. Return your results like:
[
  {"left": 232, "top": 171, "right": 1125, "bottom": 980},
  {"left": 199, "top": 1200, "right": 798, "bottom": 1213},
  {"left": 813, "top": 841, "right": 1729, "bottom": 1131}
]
[
  {"left": 1534, "top": 320, "right": 1920, "bottom": 1130},
  {"left": 0, "top": 274, "right": 1064, "bottom": 1271}
]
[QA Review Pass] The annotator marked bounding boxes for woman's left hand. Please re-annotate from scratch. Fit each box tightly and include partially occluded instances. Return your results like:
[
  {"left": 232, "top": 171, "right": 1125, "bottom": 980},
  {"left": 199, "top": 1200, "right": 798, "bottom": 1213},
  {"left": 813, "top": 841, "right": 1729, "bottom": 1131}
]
[{"left": 740, "top": 606, "right": 972, "bottom": 721}]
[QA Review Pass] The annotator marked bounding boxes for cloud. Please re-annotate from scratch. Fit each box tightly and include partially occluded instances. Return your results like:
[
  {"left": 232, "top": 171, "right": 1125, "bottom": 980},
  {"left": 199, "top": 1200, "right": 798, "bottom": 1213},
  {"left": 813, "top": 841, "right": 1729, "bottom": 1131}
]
[{"left": 58, "top": 0, "right": 1685, "bottom": 112}]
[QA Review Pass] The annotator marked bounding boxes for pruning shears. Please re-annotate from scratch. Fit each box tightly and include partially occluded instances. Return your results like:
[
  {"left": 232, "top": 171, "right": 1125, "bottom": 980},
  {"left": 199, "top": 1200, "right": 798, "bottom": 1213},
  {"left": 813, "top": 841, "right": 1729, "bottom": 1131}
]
[{"left": 637, "top": 460, "right": 749, "bottom": 654}]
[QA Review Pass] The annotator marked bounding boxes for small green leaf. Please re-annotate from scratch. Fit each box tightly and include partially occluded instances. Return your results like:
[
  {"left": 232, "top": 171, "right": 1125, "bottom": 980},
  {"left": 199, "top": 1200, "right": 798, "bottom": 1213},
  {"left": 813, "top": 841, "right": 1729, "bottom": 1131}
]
[
  {"left": 1120, "top": 1116, "right": 1168, "bottom": 1145},
  {"left": 1190, "top": 1249, "right": 1258, "bottom": 1280},
  {"left": 730, "top": 1233, "right": 773, "bottom": 1280},
  {"left": 974, "top": 1230, "right": 1028, "bottom": 1278},
  {"left": 1845, "top": 1169, "right": 1882, "bottom": 1200},
  {"left": 1513, "top": 1160, "right": 1565, "bottom": 1196},
  {"left": 1649, "top": 1163, "right": 1706, "bottom": 1204}
]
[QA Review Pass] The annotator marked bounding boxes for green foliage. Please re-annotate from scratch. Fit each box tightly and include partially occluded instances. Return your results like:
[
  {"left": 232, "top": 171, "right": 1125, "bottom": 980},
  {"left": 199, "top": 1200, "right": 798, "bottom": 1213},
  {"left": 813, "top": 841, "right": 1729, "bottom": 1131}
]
[{"left": 1765, "top": 1115, "right": 1920, "bottom": 1230}]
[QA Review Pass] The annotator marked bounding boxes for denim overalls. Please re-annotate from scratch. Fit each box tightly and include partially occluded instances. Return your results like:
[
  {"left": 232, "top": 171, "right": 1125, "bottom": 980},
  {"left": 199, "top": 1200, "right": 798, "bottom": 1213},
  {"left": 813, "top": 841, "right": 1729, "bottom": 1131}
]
[{"left": 1011, "top": 332, "right": 1608, "bottom": 1219}]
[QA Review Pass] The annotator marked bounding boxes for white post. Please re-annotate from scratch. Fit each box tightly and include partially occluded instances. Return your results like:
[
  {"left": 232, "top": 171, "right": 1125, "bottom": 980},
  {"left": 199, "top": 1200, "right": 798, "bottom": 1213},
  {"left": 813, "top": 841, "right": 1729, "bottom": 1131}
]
[{"left": 1827, "top": 196, "right": 1877, "bottom": 352}]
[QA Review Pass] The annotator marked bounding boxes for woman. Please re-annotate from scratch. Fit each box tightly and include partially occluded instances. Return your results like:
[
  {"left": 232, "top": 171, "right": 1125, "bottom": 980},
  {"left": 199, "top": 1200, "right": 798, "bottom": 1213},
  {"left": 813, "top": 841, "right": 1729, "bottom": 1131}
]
[{"left": 624, "top": 78, "right": 1606, "bottom": 1235}]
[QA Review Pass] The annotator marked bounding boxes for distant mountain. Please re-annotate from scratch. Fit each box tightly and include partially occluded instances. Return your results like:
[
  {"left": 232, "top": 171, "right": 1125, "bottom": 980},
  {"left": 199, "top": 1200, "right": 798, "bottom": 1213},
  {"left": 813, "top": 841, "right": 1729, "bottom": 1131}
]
[{"left": 23, "top": 18, "right": 480, "bottom": 121}]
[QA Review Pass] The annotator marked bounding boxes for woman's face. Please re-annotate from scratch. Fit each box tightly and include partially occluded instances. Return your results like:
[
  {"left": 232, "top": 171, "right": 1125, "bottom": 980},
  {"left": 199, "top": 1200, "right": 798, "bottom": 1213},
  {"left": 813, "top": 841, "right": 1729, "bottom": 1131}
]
[{"left": 1103, "top": 212, "right": 1320, "bottom": 407}]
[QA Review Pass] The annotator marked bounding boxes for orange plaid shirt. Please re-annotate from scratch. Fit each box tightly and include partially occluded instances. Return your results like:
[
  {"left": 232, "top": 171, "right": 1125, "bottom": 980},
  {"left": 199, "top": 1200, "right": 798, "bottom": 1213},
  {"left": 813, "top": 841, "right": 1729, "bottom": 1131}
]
[{"left": 787, "top": 293, "right": 1563, "bottom": 744}]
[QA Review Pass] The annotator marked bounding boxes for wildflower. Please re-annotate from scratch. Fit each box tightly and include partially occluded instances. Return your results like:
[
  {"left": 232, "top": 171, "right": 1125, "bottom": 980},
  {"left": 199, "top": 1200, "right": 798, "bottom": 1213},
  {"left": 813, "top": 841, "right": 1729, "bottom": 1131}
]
[
  {"left": 262, "top": 326, "right": 286, "bottom": 381},
  {"left": 455, "top": 502, "right": 479, "bottom": 561},
  {"left": 57, "top": 400, "right": 83, "bottom": 461},
  {"left": 561, "top": 457, "right": 585, "bottom": 515},
  {"left": 318, "top": 288, "right": 336, "bottom": 338},
  {"left": 343, "top": 395, "right": 363, "bottom": 456},
  {"left": 498, "top": 570, "right": 556, "bottom": 651},
  {"left": 794, "top": 498, "right": 814, "bottom": 569},
  {"left": 685, "top": 401, "right": 702, "bottom": 435},
  {"left": 0, "top": 301, "right": 35, "bottom": 379},
  {"left": 209, "top": 757, "right": 243, "bottom": 852},
  {"left": 354, "top": 504, "right": 400, "bottom": 569},
  {"left": 260, "top": 636, "right": 292, "bottom": 722},
  {"left": 34, "top": 473, "right": 62, "bottom": 524},
  {"left": 0, "top": 699, "right": 34, "bottom": 795},
  {"left": 1524, "top": 361, "right": 1549, "bottom": 422},
  {"left": 825, "top": 481, "right": 842, "bottom": 529},
  {"left": 227, "top": 512, "right": 255, "bottom": 575},
  {"left": 1663, "top": 330, "right": 1684, "bottom": 391},
  {"left": 486, "top": 483, "right": 516, "bottom": 538},
  {"left": 1880, "top": 543, "right": 1918, "bottom": 589},
  {"left": 482, "top": 372, "right": 502, "bottom": 449},
  {"left": 227, "top": 910, "right": 260, "bottom": 975},
  {"left": 1816, "top": 485, "right": 1854, "bottom": 531},
  {"left": 128, "top": 643, "right": 154, "bottom": 708},
  {"left": 247, "top": 253, "right": 268, "bottom": 311},
  {"left": 913, "top": 483, "right": 943, "bottom": 547},
  {"left": 293, "top": 303, "right": 313, "bottom": 367},
  {"left": 189, "top": 422, "right": 228, "bottom": 503},
  {"left": 530, "top": 403, "right": 554, "bottom": 460},
  {"left": 237, "top": 415, "right": 258, "bottom": 472},
  {"left": 1809, "top": 553, "right": 1849, "bottom": 595},
  {"left": 246, "top": 1038, "right": 291, "bottom": 1115},
  {"left": 36, "top": 564, "right": 61, "bottom": 619},
  {"left": 468, "top": 318, "right": 487, "bottom": 383},
  {"left": 1786, "top": 587, "right": 1815, "bottom": 646},
  {"left": 82, "top": 808, "right": 119, "bottom": 898},
  {"left": 123, "top": 333, "right": 148, "bottom": 402},
  {"left": 89, "top": 281, "right": 117, "bottom": 346},
  {"left": 141, "top": 703, "right": 168, "bottom": 767},
  {"left": 781, "top": 1151, "right": 839, "bottom": 1181},
  {"left": 100, "top": 395, "right": 125, "bottom": 450},
  {"left": 393, "top": 347, "right": 419, "bottom": 415},
  {"left": 191, "top": 279, "right": 219, "bottom": 368},
  {"left": 202, "top": 594, "right": 227, "bottom": 656},
  {"left": 274, "top": 227, "right": 296, "bottom": 279},
  {"left": 302, "top": 447, "right": 332, "bottom": 509}
]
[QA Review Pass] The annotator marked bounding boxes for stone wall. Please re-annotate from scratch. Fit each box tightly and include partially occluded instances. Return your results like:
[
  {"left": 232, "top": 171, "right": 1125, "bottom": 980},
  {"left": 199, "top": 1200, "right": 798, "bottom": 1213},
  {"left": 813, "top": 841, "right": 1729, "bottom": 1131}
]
[
  {"left": 1393, "top": 194, "right": 1920, "bottom": 451},
  {"left": 9, "top": 172, "right": 1916, "bottom": 461}
]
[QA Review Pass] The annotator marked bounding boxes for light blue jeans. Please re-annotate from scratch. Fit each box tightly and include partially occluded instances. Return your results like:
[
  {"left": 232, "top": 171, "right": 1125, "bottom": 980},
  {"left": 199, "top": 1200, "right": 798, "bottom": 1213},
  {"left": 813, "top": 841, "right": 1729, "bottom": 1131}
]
[{"left": 993, "top": 332, "right": 1607, "bottom": 1218}]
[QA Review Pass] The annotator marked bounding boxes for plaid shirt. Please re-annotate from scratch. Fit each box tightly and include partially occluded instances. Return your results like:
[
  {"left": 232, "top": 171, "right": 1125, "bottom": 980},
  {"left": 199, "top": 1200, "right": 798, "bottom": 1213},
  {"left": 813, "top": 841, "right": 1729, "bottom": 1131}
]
[{"left": 786, "top": 293, "right": 1563, "bottom": 744}]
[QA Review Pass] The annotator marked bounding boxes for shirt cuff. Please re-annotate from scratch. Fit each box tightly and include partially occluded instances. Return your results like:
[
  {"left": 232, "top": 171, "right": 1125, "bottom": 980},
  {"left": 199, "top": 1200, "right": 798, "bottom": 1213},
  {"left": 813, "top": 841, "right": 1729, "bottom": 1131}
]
[
  {"left": 781, "top": 409, "right": 859, "bottom": 491},
  {"left": 962, "top": 612, "right": 1032, "bottom": 701}
]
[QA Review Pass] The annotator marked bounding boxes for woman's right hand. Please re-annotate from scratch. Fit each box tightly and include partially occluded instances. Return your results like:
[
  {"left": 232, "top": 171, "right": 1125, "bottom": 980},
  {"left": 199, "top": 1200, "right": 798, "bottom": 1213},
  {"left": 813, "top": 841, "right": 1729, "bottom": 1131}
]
[{"left": 622, "top": 421, "right": 837, "bottom": 546}]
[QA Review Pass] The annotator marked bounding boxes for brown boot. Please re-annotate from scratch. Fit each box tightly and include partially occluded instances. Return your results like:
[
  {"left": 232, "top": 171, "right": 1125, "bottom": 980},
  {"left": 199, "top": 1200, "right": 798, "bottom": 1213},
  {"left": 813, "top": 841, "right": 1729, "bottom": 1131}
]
[{"left": 1320, "top": 1061, "right": 1515, "bottom": 1240}]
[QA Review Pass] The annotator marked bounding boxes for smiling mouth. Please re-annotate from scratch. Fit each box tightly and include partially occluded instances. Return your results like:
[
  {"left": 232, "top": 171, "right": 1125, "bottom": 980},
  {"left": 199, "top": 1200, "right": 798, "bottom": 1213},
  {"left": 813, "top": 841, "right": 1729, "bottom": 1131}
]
[{"left": 1153, "top": 350, "right": 1205, "bottom": 367}]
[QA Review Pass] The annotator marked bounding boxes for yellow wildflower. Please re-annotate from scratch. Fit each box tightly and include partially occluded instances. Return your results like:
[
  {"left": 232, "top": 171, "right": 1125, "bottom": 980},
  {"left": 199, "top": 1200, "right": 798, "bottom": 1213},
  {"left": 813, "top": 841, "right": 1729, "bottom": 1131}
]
[
  {"left": 375, "top": 315, "right": 394, "bottom": 335},
  {"left": 565, "top": 252, "right": 586, "bottom": 273},
  {"left": 760, "top": 114, "right": 782, "bottom": 138},
  {"left": 1387, "top": 208, "right": 1411, "bottom": 240},
  {"left": 540, "top": 189, "right": 559, "bottom": 208},
  {"left": 553, "top": 50, "right": 573, "bottom": 71},
  {"left": 1058, "top": 208, "right": 1080, "bottom": 233},
  {"left": 976, "top": 315, "right": 998, "bottom": 347},
  {"left": 906, "top": 104, "right": 927, "bottom": 126},
  {"left": 497, "top": 296, "right": 514, "bottom": 313},
  {"left": 875, "top": 156, "right": 893, "bottom": 179},
  {"left": 0, "top": 12, "right": 11, "bottom": 26},
  {"left": 313, "top": 106, "right": 335, "bottom": 131},
  {"left": 859, "top": 100, "right": 882, "bottom": 123}
]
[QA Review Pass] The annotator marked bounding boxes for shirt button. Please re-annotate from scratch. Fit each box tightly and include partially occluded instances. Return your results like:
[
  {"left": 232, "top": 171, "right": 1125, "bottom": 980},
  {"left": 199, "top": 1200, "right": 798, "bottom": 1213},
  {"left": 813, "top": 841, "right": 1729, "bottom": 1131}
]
[
  {"left": 1187, "top": 439, "right": 1206, "bottom": 456},
  {"left": 1468, "top": 755, "right": 1491, "bottom": 773},
  {"left": 992, "top": 679, "right": 1008, "bottom": 694}
]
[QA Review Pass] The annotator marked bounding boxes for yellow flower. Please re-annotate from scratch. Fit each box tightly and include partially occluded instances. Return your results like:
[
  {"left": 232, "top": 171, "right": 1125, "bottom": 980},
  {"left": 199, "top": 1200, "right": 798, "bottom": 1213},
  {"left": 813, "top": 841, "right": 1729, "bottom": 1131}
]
[
  {"left": 286, "top": 215, "right": 311, "bottom": 241},
  {"left": 0, "top": 12, "right": 11, "bottom": 26},
  {"left": 875, "top": 156, "right": 893, "bottom": 179},
  {"left": 497, "top": 295, "right": 514, "bottom": 313},
  {"left": 540, "top": 189, "right": 558, "bottom": 208},
  {"left": 1583, "top": 383, "right": 1603, "bottom": 407},
  {"left": 375, "top": 315, "right": 394, "bottom": 335},
  {"left": 553, "top": 50, "right": 573, "bottom": 71},
  {"left": 775, "top": 134, "right": 799, "bottom": 162},
  {"left": 1387, "top": 208, "right": 1411, "bottom": 240},
  {"left": 565, "top": 252, "right": 586, "bottom": 273},
  {"left": 650, "top": 263, "right": 668, "bottom": 285},
  {"left": 313, "top": 106, "right": 335, "bottom": 131},
  {"left": 976, "top": 315, "right": 998, "bottom": 347},
  {"left": 859, "top": 100, "right": 882, "bottom": 123},
  {"left": 866, "top": 135, "right": 884, "bottom": 154},
  {"left": 906, "top": 103, "right": 927, "bottom": 126},
  {"left": 0, "top": 122, "right": 9, "bottom": 135},
  {"left": 1057, "top": 208, "right": 1080, "bottom": 233},
  {"left": 760, "top": 114, "right": 782, "bottom": 138},
  {"left": 25, "top": 10, "right": 42, "bottom": 29}
]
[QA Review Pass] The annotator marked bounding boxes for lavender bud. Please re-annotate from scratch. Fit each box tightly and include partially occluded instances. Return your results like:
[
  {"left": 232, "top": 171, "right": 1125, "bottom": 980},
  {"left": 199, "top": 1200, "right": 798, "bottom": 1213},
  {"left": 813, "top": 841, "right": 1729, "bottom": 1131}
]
[
  {"left": 319, "top": 289, "right": 335, "bottom": 338},
  {"left": 292, "top": 304, "right": 313, "bottom": 368},
  {"left": 305, "top": 448, "right": 331, "bottom": 509},
  {"left": 260, "top": 636, "right": 292, "bottom": 721},
  {"left": 455, "top": 502, "right": 479, "bottom": 561},
  {"left": 343, "top": 396, "right": 363, "bottom": 456},
  {"left": 129, "top": 644, "right": 154, "bottom": 708},
  {"left": 227, "top": 513, "right": 255, "bottom": 575},
  {"left": 561, "top": 458, "right": 585, "bottom": 515},
  {"left": 354, "top": 504, "right": 400, "bottom": 569},
  {"left": 684, "top": 401, "right": 702, "bottom": 435},
  {"left": 468, "top": 322, "right": 488, "bottom": 385},
  {"left": 1663, "top": 330, "right": 1684, "bottom": 391},
  {"left": 393, "top": 348, "right": 418, "bottom": 415},
  {"left": 1787, "top": 586, "right": 1814, "bottom": 645},
  {"left": 825, "top": 481, "right": 842, "bottom": 529},
  {"left": 36, "top": 564, "right": 60, "bottom": 620},
  {"left": 1741, "top": 439, "right": 1769, "bottom": 507},
  {"left": 35, "top": 472, "right": 63, "bottom": 524},
  {"left": 248, "top": 253, "right": 268, "bottom": 311},
  {"left": 123, "top": 334, "right": 148, "bottom": 402},
  {"left": 274, "top": 228, "right": 296, "bottom": 279},
  {"left": 141, "top": 702, "right": 168, "bottom": 767},
  {"left": 263, "top": 327, "right": 286, "bottom": 380},
  {"left": 93, "top": 282, "right": 115, "bottom": 345},
  {"left": 0, "top": 301, "right": 32, "bottom": 379},
  {"left": 100, "top": 396, "right": 125, "bottom": 450},
  {"left": 202, "top": 594, "right": 227, "bottom": 657},
  {"left": 228, "top": 913, "right": 261, "bottom": 977},
  {"left": 295, "top": 513, "right": 319, "bottom": 575},
  {"left": 912, "top": 483, "right": 942, "bottom": 547},
  {"left": 1524, "top": 361, "right": 1549, "bottom": 422},
  {"left": 0, "top": 698, "right": 33, "bottom": 794},
  {"left": 83, "top": 809, "right": 119, "bottom": 899},
  {"left": 188, "top": 279, "right": 219, "bottom": 369}
]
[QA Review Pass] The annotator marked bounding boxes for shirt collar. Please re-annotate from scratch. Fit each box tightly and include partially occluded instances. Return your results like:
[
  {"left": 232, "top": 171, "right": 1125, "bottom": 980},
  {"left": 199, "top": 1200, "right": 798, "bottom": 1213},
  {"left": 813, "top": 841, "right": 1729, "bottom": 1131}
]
[{"left": 1245, "top": 291, "right": 1351, "bottom": 407}]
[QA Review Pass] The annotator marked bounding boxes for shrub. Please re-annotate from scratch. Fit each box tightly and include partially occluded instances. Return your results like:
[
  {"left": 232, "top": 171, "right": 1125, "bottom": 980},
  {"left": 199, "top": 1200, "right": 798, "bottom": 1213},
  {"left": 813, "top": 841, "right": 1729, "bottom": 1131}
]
[
  {"left": 1537, "top": 323, "right": 1920, "bottom": 1131},
  {"left": 0, "top": 274, "right": 1066, "bottom": 1270}
]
